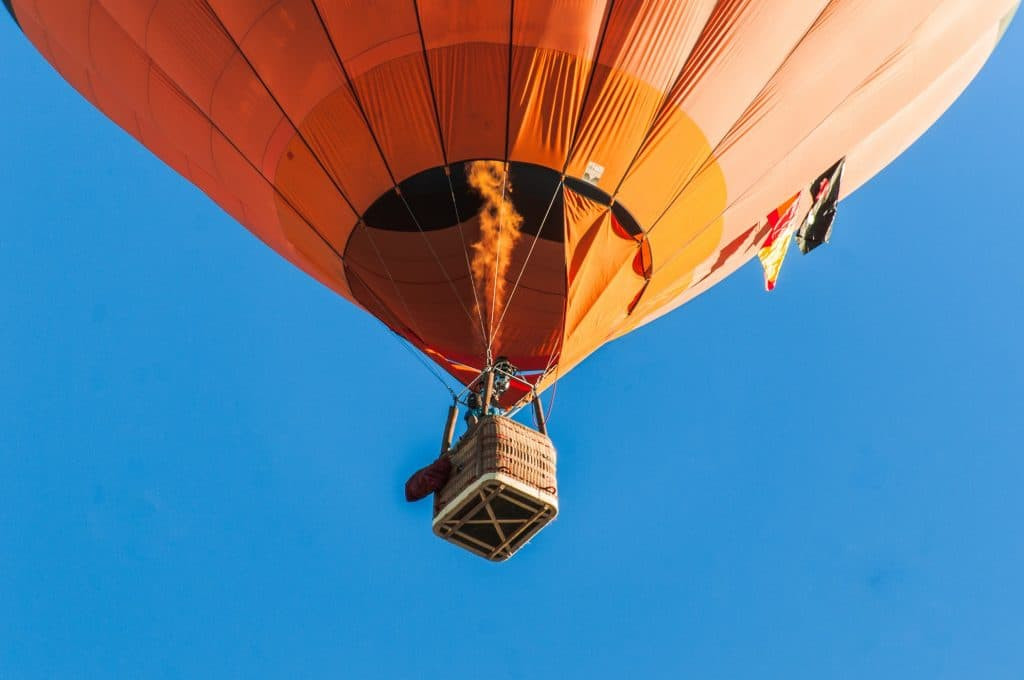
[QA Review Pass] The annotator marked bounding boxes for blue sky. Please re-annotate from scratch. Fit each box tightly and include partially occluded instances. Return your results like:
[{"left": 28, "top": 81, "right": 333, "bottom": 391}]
[{"left": 2, "top": 15, "right": 1022, "bottom": 680}]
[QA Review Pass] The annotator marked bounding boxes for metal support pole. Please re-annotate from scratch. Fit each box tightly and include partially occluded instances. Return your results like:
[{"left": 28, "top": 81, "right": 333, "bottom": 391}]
[
  {"left": 481, "top": 370, "right": 495, "bottom": 416},
  {"left": 440, "top": 404, "right": 459, "bottom": 454},
  {"left": 532, "top": 394, "right": 547, "bottom": 435}
]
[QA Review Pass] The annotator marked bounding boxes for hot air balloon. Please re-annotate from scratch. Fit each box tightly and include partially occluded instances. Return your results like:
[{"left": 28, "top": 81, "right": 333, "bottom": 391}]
[{"left": 6, "top": 0, "right": 1017, "bottom": 559}]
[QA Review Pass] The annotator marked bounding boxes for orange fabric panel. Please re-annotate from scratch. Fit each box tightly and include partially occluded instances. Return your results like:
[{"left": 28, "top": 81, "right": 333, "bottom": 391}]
[
  {"left": 591, "top": 0, "right": 711, "bottom": 84},
  {"left": 559, "top": 189, "right": 639, "bottom": 372},
  {"left": 344, "top": 221, "right": 487, "bottom": 360},
  {"left": 345, "top": 214, "right": 565, "bottom": 373},
  {"left": 140, "top": 5, "right": 356, "bottom": 296},
  {"left": 202, "top": 0, "right": 276, "bottom": 37},
  {"left": 143, "top": 68, "right": 277, "bottom": 227},
  {"left": 634, "top": 176, "right": 727, "bottom": 321},
  {"left": 623, "top": 6, "right": 1011, "bottom": 335},
  {"left": 296, "top": 88, "right": 393, "bottom": 212},
  {"left": 89, "top": 0, "right": 157, "bottom": 45},
  {"left": 314, "top": 0, "right": 421, "bottom": 78},
  {"left": 24, "top": 0, "right": 91, "bottom": 59},
  {"left": 143, "top": 0, "right": 238, "bottom": 115},
  {"left": 273, "top": 199, "right": 354, "bottom": 299},
  {"left": 750, "top": 0, "right": 1016, "bottom": 207},
  {"left": 11, "top": 0, "right": 1016, "bottom": 394},
  {"left": 508, "top": 1, "right": 607, "bottom": 167},
  {"left": 623, "top": 140, "right": 727, "bottom": 315},
  {"left": 211, "top": 51, "right": 368, "bottom": 225},
  {"left": 625, "top": 0, "right": 991, "bottom": 330},
  {"left": 843, "top": 30, "right": 1009, "bottom": 197},
  {"left": 274, "top": 137, "right": 358, "bottom": 250},
  {"left": 95, "top": 0, "right": 373, "bottom": 218},
  {"left": 12, "top": 4, "right": 52, "bottom": 59},
  {"left": 418, "top": 1, "right": 510, "bottom": 163},
  {"left": 508, "top": 47, "right": 589, "bottom": 169},
  {"left": 19, "top": 0, "right": 214, "bottom": 183},
  {"left": 700, "top": 0, "right": 948, "bottom": 209},
  {"left": 184, "top": 163, "right": 247, "bottom": 230},
  {"left": 146, "top": 68, "right": 219, "bottom": 174},
  {"left": 294, "top": 0, "right": 442, "bottom": 183},
  {"left": 511, "top": 0, "right": 608, "bottom": 53},
  {"left": 88, "top": 7, "right": 157, "bottom": 124},
  {"left": 197, "top": 132, "right": 353, "bottom": 302},
  {"left": 418, "top": 0, "right": 508, "bottom": 48},
  {"left": 566, "top": 0, "right": 715, "bottom": 192},
  {"left": 208, "top": 131, "right": 335, "bottom": 254},
  {"left": 607, "top": 221, "right": 760, "bottom": 342},
  {"left": 427, "top": 43, "right": 507, "bottom": 162},
  {"left": 655, "top": 0, "right": 1010, "bottom": 277},
  {"left": 16, "top": 0, "right": 357, "bottom": 303},
  {"left": 211, "top": 0, "right": 344, "bottom": 125},
  {"left": 616, "top": 0, "right": 831, "bottom": 228},
  {"left": 260, "top": 118, "right": 297, "bottom": 179},
  {"left": 164, "top": 2, "right": 368, "bottom": 264},
  {"left": 209, "top": 56, "right": 289, "bottom": 173},
  {"left": 315, "top": 1, "right": 443, "bottom": 181},
  {"left": 350, "top": 55, "right": 445, "bottom": 183},
  {"left": 103, "top": 0, "right": 295, "bottom": 187}
]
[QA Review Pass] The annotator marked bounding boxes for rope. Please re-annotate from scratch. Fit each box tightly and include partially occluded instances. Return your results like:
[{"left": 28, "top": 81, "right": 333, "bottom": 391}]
[
  {"left": 395, "top": 189, "right": 482, "bottom": 342},
  {"left": 348, "top": 233, "right": 457, "bottom": 397},
  {"left": 491, "top": 176, "right": 563, "bottom": 341},
  {"left": 201, "top": 0, "right": 470, "bottom": 400},
  {"left": 446, "top": 170, "right": 490, "bottom": 352},
  {"left": 390, "top": 332, "right": 458, "bottom": 398},
  {"left": 355, "top": 221, "right": 426, "bottom": 338},
  {"left": 545, "top": 369, "right": 561, "bottom": 424},
  {"left": 311, "top": 0, "right": 481, "bottom": 360}
]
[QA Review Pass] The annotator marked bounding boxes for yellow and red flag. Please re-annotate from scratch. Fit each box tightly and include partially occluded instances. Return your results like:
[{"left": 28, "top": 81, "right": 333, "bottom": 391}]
[{"left": 758, "top": 194, "right": 802, "bottom": 291}]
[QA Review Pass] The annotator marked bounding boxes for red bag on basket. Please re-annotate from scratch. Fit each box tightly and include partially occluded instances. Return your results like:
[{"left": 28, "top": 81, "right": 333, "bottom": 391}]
[{"left": 404, "top": 455, "right": 452, "bottom": 502}]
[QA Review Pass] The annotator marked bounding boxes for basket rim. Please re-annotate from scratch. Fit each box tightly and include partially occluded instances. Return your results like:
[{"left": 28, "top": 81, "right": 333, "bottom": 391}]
[{"left": 432, "top": 472, "right": 559, "bottom": 527}]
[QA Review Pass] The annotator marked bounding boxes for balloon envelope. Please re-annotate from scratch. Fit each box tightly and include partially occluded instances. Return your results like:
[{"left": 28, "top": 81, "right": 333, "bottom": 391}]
[{"left": 6, "top": 0, "right": 1018, "bottom": 399}]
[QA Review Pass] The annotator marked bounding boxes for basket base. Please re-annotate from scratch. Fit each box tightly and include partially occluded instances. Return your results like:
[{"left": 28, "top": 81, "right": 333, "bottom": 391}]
[{"left": 433, "top": 473, "right": 557, "bottom": 561}]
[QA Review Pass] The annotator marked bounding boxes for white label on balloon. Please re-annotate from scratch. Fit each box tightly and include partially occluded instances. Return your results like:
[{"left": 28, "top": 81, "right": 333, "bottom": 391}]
[{"left": 582, "top": 161, "right": 604, "bottom": 184}]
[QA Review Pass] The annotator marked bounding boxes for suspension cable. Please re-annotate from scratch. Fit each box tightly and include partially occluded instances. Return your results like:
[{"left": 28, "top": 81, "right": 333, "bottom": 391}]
[
  {"left": 347, "top": 235, "right": 458, "bottom": 397},
  {"left": 354, "top": 220, "right": 427, "bottom": 338},
  {"left": 445, "top": 168, "right": 490, "bottom": 352},
  {"left": 491, "top": 176, "right": 563, "bottom": 341},
  {"left": 389, "top": 331, "right": 459, "bottom": 397},
  {"left": 545, "top": 371, "right": 560, "bottom": 423},
  {"left": 394, "top": 189, "right": 481, "bottom": 340}
]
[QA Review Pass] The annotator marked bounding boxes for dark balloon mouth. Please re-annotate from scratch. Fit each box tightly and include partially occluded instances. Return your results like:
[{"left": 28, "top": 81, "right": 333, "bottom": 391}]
[{"left": 361, "top": 160, "right": 642, "bottom": 242}]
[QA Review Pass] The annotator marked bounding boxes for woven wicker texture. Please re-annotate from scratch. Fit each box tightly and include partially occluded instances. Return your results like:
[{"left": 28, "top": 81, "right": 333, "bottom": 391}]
[
  {"left": 433, "top": 416, "right": 558, "bottom": 561},
  {"left": 436, "top": 416, "right": 557, "bottom": 511}
]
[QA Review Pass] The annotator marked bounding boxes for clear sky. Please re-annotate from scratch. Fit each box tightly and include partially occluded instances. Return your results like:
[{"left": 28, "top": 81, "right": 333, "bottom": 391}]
[{"left": 1, "top": 14, "right": 1022, "bottom": 680}]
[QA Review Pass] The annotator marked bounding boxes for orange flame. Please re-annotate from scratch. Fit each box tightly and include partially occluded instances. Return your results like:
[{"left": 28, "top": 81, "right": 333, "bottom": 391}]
[{"left": 466, "top": 160, "right": 523, "bottom": 336}]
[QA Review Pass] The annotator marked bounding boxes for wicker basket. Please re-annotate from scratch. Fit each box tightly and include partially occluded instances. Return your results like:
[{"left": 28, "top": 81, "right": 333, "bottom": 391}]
[{"left": 433, "top": 416, "right": 558, "bottom": 561}]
